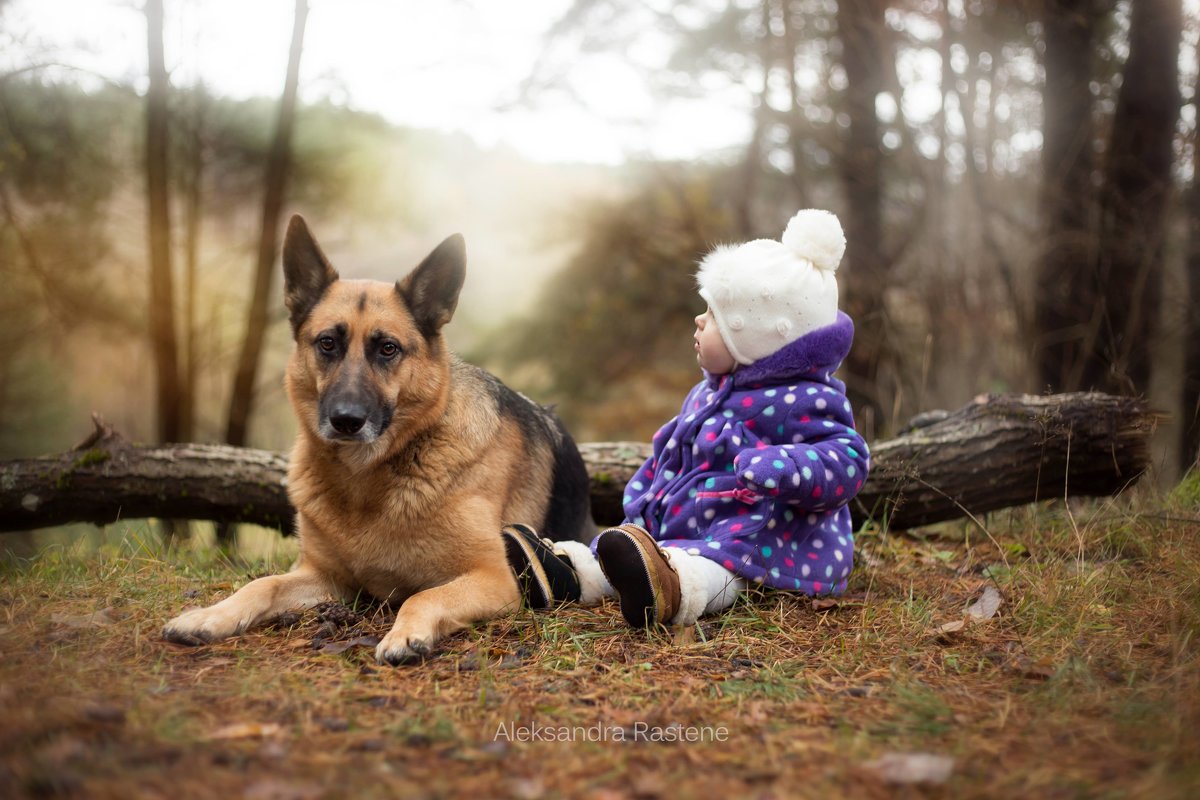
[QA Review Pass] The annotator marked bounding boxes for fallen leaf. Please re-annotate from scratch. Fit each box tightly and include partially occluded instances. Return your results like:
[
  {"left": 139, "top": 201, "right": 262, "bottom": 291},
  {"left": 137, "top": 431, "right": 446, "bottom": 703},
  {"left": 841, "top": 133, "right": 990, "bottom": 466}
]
[
  {"left": 812, "top": 597, "right": 840, "bottom": 611},
  {"left": 206, "top": 722, "right": 283, "bottom": 741},
  {"left": 937, "top": 619, "right": 966, "bottom": 634},
  {"left": 316, "top": 635, "right": 380, "bottom": 655},
  {"left": 864, "top": 752, "right": 955, "bottom": 785},
  {"left": 1008, "top": 655, "right": 1057, "bottom": 680},
  {"left": 966, "top": 585, "right": 1002, "bottom": 621},
  {"left": 509, "top": 777, "right": 544, "bottom": 800}
]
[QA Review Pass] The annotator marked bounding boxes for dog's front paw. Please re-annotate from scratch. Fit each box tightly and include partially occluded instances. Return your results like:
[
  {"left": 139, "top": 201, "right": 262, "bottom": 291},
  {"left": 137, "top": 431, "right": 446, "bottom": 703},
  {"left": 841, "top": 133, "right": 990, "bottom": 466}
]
[
  {"left": 375, "top": 631, "right": 433, "bottom": 666},
  {"left": 162, "top": 604, "right": 247, "bottom": 646}
]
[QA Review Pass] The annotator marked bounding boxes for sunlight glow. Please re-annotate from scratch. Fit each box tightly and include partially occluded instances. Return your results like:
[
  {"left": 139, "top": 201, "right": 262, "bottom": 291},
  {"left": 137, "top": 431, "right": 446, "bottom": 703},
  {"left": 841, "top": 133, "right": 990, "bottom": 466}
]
[{"left": 10, "top": 0, "right": 750, "bottom": 165}]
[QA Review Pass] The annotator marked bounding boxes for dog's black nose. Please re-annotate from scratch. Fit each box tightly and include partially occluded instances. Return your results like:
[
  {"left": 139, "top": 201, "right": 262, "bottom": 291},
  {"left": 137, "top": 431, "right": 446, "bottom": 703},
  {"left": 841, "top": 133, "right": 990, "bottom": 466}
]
[{"left": 329, "top": 411, "right": 367, "bottom": 435}]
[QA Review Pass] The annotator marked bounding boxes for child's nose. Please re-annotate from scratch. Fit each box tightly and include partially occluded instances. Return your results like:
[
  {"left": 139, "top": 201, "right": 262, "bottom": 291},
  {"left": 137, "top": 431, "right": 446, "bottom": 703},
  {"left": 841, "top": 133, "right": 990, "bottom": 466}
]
[{"left": 694, "top": 314, "right": 705, "bottom": 328}]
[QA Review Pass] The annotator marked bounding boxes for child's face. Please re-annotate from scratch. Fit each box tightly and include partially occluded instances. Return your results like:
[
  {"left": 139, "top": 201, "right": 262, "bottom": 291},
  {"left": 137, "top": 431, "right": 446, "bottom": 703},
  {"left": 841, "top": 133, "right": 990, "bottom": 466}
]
[{"left": 694, "top": 309, "right": 736, "bottom": 375}]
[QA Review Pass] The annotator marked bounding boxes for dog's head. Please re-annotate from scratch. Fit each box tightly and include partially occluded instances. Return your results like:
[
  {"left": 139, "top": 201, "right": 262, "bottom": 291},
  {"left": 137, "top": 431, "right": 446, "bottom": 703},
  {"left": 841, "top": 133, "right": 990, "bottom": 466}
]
[{"left": 282, "top": 215, "right": 464, "bottom": 449}]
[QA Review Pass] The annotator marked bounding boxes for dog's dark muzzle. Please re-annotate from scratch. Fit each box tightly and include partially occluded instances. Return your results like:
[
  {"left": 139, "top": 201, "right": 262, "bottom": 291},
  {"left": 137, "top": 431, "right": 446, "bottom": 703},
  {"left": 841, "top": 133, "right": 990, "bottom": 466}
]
[{"left": 318, "top": 387, "right": 391, "bottom": 443}]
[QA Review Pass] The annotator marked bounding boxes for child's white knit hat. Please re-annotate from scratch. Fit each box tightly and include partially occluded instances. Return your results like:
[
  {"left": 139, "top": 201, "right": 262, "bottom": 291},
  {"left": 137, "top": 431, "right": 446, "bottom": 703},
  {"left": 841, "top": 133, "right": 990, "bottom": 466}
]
[{"left": 696, "top": 209, "right": 845, "bottom": 365}]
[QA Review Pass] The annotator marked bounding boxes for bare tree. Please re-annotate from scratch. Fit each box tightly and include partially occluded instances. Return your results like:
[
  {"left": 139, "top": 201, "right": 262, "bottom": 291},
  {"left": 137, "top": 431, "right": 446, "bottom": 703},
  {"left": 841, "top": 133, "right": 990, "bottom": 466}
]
[
  {"left": 1033, "top": 0, "right": 1106, "bottom": 393},
  {"left": 1182, "top": 46, "right": 1200, "bottom": 474},
  {"left": 225, "top": 0, "right": 309, "bottom": 448},
  {"left": 835, "top": 0, "right": 888, "bottom": 436},
  {"left": 1091, "top": 0, "right": 1180, "bottom": 395},
  {"left": 779, "top": 0, "right": 813, "bottom": 210},
  {"left": 734, "top": 0, "right": 775, "bottom": 239},
  {"left": 179, "top": 86, "right": 209, "bottom": 443},
  {"left": 145, "top": 0, "right": 182, "bottom": 442}
]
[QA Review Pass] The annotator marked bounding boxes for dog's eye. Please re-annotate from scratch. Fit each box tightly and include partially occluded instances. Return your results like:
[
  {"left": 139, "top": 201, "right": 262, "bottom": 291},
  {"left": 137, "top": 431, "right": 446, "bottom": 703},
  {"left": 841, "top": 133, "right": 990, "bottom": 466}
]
[
  {"left": 379, "top": 341, "right": 400, "bottom": 359},
  {"left": 317, "top": 336, "right": 337, "bottom": 353}
]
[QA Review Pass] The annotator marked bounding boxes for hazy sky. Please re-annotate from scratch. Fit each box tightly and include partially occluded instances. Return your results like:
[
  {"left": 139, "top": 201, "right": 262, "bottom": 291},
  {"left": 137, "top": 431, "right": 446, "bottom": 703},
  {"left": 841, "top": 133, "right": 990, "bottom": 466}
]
[{"left": 6, "top": 0, "right": 751, "bottom": 164}]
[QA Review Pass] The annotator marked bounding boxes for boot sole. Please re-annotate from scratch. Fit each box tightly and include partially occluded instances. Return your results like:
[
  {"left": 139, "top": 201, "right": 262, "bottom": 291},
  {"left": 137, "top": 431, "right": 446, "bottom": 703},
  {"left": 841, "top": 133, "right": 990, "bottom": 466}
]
[
  {"left": 596, "top": 529, "right": 658, "bottom": 628},
  {"left": 502, "top": 528, "right": 552, "bottom": 610},
  {"left": 502, "top": 524, "right": 582, "bottom": 609}
]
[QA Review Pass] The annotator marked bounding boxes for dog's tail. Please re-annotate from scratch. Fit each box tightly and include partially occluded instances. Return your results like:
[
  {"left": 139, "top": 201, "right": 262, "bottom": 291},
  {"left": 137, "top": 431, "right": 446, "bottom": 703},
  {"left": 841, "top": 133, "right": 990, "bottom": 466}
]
[{"left": 543, "top": 416, "right": 596, "bottom": 544}]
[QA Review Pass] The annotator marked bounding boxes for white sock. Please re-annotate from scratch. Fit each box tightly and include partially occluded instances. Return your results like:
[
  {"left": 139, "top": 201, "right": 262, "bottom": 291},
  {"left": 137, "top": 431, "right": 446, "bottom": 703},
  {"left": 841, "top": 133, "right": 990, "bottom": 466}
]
[
  {"left": 553, "top": 540, "right": 613, "bottom": 605},
  {"left": 664, "top": 549, "right": 748, "bottom": 625}
]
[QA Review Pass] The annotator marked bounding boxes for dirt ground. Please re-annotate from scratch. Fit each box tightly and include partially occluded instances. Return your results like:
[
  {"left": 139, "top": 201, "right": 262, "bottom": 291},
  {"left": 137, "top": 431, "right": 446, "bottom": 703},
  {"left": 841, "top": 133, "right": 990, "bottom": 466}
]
[{"left": 2, "top": 492, "right": 1199, "bottom": 799}]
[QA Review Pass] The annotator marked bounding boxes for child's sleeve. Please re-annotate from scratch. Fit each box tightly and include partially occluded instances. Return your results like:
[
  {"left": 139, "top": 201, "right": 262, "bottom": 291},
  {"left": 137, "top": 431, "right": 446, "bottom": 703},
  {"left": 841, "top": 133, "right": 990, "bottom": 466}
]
[
  {"left": 621, "top": 412, "right": 682, "bottom": 521},
  {"left": 732, "top": 400, "right": 870, "bottom": 509}
]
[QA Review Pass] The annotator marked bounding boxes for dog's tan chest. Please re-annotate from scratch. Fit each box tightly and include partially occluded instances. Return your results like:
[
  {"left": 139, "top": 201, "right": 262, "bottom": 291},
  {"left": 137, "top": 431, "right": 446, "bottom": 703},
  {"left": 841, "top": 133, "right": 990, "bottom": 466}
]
[{"left": 299, "top": 510, "right": 460, "bottom": 601}]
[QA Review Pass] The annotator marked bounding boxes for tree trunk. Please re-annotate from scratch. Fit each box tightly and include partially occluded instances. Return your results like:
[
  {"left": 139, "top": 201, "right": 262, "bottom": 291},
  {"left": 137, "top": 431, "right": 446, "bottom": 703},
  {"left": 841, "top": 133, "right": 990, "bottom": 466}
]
[
  {"left": 835, "top": 0, "right": 887, "bottom": 437},
  {"left": 224, "top": 0, "right": 309, "bottom": 448},
  {"left": 145, "top": 0, "right": 182, "bottom": 443},
  {"left": 780, "top": 0, "right": 812, "bottom": 210},
  {"left": 1183, "top": 44, "right": 1200, "bottom": 474},
  {"left": 1091, "top": 0, "right": 1180, "bottom": 395},
  {"left": 1033, "top": 0, "right": 1104, "bottom": 392},
  {"left": 735, "top": 0, "right": 774, "bottom": 240},
  {"left": 180, "top": 87, "right": 208, "bottom": 443},
  {"left": 0, "top": 394, "right": 1154, "bottom": 536}
]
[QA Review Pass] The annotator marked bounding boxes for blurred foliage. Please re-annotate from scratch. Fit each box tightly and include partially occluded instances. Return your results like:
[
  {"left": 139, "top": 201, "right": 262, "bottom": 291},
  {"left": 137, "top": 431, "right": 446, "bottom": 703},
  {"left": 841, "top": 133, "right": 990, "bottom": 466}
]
[
  {"left": 170, "top": 88, "right": 403, "bottom": 231},
  {"left": 486, "top": 166, "right": 741, "bottom": 440},
  {"left": 0, "top": 80, "right": 128, "bottom": 326},
  {"left": 0, "top": 80, "right": 130, "bottom": 455}
]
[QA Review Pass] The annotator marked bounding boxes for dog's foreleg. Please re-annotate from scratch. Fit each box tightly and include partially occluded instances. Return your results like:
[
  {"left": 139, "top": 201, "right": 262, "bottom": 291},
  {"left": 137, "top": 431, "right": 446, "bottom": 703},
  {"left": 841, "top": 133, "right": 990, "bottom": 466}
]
[
  {"left": 375, "top": 565, "right": 519, "bottom": 665},
  {"left": 162, "top": 563, "right": 336, "bottom": 645}
]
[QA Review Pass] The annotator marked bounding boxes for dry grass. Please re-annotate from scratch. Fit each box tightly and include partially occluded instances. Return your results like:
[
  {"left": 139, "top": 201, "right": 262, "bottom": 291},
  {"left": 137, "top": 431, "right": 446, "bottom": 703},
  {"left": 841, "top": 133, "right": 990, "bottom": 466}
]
[{"left": 2, "top": 485, "right": 1199, "bottom": 799}]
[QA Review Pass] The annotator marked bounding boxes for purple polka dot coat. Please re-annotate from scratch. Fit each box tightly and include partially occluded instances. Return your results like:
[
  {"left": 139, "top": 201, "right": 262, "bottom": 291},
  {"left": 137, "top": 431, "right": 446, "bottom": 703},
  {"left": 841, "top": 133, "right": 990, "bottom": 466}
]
[{"left": 609, "top": 312, "right": 870, "bottom": 595}]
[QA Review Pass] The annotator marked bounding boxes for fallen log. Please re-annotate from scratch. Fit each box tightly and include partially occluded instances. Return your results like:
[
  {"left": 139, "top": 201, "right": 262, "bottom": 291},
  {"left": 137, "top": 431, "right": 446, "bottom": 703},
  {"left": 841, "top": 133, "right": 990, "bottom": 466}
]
[
  {"left": 850, "top": 392, "right": 1155, "bottom": 528},
  {"left": 0, "top": 393, "right": 1155, "bottom": 534},
  {"left": 0, "top": 417, "right": 295, "bottom": 534}
]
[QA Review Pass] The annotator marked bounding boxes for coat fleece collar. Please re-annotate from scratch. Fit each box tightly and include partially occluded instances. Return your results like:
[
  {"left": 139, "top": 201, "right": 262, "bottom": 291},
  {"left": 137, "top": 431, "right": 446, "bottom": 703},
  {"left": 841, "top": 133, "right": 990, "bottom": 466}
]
[{"left": 709, "top": 311, "right": 854, "bottom": 388}]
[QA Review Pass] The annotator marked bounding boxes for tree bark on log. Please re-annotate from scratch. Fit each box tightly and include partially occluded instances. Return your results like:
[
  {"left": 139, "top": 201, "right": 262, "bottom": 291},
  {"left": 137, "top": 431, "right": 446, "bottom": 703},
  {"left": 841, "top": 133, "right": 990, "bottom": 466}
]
[
  {"left": 852, "top": 392, "right": 1154, "bottom": 528},
  {"left": 0, "top": 393, "right": 1155, "bottom": 535},
  {"left": 0, "top": 417, "right": 294, "bottom": 534}
]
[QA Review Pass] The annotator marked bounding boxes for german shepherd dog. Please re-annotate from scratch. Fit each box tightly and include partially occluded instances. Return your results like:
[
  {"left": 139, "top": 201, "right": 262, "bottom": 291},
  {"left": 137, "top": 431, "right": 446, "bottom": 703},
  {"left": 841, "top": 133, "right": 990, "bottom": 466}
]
[{"left": 163, "top": 216, "right": 593, "bottom": 664}]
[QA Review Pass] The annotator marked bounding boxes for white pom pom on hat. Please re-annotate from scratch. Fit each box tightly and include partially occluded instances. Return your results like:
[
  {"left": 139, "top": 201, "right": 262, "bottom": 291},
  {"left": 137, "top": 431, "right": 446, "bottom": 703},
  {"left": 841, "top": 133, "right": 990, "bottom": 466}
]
[
  {"left": 696, "top": 209, "right": 845, "bottom": 366},
  {"left": 782, "top": 208, "right": 846, "bottom": 273}
]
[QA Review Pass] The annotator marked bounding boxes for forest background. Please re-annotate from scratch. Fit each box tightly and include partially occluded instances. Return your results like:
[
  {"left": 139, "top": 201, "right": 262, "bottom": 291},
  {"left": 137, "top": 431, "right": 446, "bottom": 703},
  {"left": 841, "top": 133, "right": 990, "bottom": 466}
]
[{"left": 2, "top": 0, "right": 1198, "bottom": 551}]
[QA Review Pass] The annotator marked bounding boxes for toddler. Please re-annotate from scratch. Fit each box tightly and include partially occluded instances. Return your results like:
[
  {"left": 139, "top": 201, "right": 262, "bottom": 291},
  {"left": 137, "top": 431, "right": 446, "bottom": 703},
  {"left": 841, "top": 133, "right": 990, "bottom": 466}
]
[{"left": 503, "top": 209, "right": 870, "bottom": 627}]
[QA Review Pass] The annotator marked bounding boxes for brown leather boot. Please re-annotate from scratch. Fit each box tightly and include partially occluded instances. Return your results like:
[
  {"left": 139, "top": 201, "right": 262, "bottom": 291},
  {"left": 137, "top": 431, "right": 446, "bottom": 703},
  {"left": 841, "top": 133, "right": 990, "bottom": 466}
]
[{"left": 596, "top": 524, "right": 681, "bottom": 627}]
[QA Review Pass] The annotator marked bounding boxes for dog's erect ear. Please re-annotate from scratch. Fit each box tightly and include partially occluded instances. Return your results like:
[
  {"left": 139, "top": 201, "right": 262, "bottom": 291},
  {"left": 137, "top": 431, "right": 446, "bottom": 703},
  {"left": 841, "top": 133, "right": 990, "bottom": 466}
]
[
  {"left": 397, "top": 234, "right": 466, "bottom": 338},
  {"left": 283, "top": 215, "right": 339, "bottom": 337}
]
